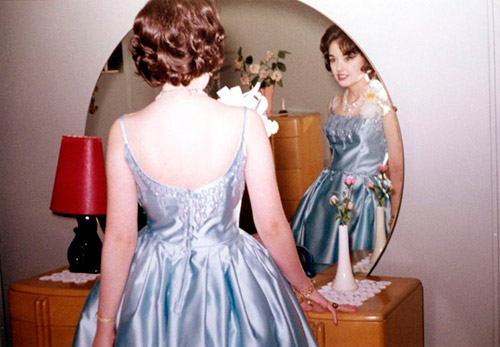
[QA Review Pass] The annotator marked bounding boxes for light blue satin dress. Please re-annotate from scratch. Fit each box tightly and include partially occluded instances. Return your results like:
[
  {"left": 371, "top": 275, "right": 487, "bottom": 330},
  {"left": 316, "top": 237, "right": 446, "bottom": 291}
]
[
  {"left": 73, "top": 110, "right": 317, "bottom": 346},
  {"left": 292, "top": 109, "right": 391, "bottom": 265}
]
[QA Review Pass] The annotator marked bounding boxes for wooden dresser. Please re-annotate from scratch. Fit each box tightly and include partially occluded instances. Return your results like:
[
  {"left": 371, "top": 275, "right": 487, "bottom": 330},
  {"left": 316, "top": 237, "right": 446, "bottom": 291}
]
[
  {"left": 9, "top": 268, "right": 95, "bottom": 347},
  {"left": 269, "top": 112, "right": 324, "bottom": 219},
  {"left": 309, "top": 267, "right": 424, "bottom": 347},
  {"left": 9, "top": 266, "right": 422, "bottom": 347}
]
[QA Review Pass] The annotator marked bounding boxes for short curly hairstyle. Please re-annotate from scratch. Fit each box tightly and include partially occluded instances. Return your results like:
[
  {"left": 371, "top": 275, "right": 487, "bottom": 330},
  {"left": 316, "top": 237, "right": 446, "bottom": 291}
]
[
  {"left": 320, "top": 24, "right": 375, "bottom": 79},
  {"left": 130, "top": 0, "right": 226, "bottom": 87}
]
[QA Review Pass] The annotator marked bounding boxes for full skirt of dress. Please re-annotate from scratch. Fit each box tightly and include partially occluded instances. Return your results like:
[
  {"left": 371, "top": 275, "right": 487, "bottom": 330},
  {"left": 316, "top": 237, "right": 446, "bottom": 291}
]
[{"left": 73, "top": 228, "right": 316, "bottom": 347}]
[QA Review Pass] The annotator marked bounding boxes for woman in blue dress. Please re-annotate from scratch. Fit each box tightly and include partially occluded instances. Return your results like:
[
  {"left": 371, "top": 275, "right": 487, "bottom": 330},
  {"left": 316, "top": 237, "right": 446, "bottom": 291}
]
[
  {"left": 73, "top": 1, "right": 355, "bottom": 346},
  {"left": 292, "top": 25, "right": 403, "bottom": 265}
]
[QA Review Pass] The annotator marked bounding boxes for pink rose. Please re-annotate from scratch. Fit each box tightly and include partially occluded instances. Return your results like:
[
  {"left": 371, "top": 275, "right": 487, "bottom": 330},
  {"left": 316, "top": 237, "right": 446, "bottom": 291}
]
[
  {"left": 330, "top": 195, "right": 339, "bottom": 205},
  {"left": 367, "top": 181, "right": 375, "bottom": 189},
  {"left": 271, "top": 70, "right": 283, "bottom": 82},
  {"left": 377, "top": 164, "right": 388, "bottom": 173},
  {"left": 344, "top": 176, "right": 356, "bottom": 186},
  {"left": 347, "top": 202, "right": 354, "bottom": 210},
  {"left": 240, "top": 75, "right": 250, "bottom": 86},
  {"left": 265, "top": 51, "right": 274, "bottom": 61},
  {"left": 249, "top": 63, "right": 260, "bottom": 75}
]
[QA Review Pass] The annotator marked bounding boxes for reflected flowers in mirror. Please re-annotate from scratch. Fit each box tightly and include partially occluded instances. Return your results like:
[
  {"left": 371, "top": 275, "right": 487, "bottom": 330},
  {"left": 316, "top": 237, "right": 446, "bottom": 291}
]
[
  {"left": 367, "top": 164, "right": 392, "bottom": 206},
  {"left": 234, "top": 47, "right": 290, "bottom": 88},
  {"left": 330, "top": 176, "right": 355, "bottom": 225}
]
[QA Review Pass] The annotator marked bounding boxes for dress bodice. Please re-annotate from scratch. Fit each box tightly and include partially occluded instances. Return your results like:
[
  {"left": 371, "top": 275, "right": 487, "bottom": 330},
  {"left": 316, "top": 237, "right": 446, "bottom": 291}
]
[
  {"left": 120, "top": 114, "right": 247, "bottom": 250},
  {"left": 324, "top": 112, "right": 387, "bottom": 175}
]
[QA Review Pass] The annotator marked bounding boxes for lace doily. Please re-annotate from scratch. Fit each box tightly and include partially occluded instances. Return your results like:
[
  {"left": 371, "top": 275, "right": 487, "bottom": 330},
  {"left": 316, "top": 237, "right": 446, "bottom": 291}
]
[
  {"left": 40, "top": 270, "right": 99, "bottom": 284},
  {"left": 353, "top": 254, "right": 373, "bottom": 273},
  {"left": 318, "top": 279, "right": 391, "bottom": 306}
]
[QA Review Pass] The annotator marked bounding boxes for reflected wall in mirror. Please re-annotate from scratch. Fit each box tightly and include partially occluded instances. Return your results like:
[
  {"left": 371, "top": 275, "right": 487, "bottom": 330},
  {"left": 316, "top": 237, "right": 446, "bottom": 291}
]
[{"left": 85, "top": 0, "right": 403, "bottom": 277}]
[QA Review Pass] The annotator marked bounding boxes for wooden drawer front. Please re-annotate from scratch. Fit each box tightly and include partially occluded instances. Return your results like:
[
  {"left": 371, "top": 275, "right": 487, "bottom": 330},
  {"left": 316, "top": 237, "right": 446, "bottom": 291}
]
[
  {"left": 273, "top": 137, "right": 301, "bottom": 169},
  {"left": 275, "top": 169, "right": 303, "bottom": 200},
  {"left": 310, "top": 319, "right": 385, "bottom": 347},
  {"left": 9, "top": 290, "right": 87, "bottom": 326},
  {"left": 272, "top": 118, "right": 300, "bottom": 138}
]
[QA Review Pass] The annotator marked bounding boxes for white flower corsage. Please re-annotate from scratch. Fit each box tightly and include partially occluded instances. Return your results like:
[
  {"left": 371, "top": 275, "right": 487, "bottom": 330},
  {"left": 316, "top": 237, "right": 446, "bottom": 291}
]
[
  {"left": 217, "top": 82, "right": 279, "bottom": 137},
  {"left": 359, "top": 79, "right": 392, "bottom": 120}
]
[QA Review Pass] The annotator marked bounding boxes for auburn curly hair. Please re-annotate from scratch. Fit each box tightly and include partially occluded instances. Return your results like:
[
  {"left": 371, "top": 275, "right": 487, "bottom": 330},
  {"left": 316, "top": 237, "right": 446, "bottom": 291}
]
[
  {"left": 130, "top": 0, "right": 225, "bottom": 87},
  {"left": 320, "top": 24, "right": 375, "bottom": 79}
]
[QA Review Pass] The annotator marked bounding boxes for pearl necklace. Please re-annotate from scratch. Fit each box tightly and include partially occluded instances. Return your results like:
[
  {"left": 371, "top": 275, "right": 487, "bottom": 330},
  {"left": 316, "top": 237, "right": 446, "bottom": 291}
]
[
  {"left": 155, "top": 88, "right": 207, "bottom": 100},
  {"left": 342, "top": 90, "right": 363, "bottom": 116}
]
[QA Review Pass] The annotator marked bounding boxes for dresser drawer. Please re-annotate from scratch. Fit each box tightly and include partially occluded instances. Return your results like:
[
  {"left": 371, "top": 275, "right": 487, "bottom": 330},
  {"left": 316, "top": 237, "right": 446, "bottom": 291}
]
[
  {"left": 273, "top": 137, "right": 301, "bottom": 169},
  {"left": 10, "top": 290, "right": 87, "bottom": 325},
  {"left": 275, "top": 169, "right": 304, "bottom": 200}
]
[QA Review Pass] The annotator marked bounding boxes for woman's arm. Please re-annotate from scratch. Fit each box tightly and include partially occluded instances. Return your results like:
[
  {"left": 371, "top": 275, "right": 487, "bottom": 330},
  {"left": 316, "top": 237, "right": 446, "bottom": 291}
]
[
  {"left": 383, "top": 110, "right": 404, "bottom": 226},
  {"left": 244, "top": 110, "right": 354, "bottom": 322},
  {"left": 93, "top": 119, "right": 139, "bottom": 346}
]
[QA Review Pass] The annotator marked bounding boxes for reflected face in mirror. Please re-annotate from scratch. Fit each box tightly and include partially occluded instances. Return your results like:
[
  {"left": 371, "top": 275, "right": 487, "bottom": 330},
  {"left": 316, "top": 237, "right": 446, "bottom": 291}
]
[
  {"left": 327, "top": 41, "right": 367, "bottom": 89},
  {"left": 291, "top": 23, "right": 404, "bottom": 276},
  {"left": 86, "top": 1, "right": 403, "bottom": 277}
]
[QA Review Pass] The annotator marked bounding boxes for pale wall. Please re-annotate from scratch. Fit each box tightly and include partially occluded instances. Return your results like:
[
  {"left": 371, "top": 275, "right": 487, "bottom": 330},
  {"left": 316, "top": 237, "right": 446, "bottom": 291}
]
[{"left": 0, "top": 1, "right": 498, "bottom": 346}]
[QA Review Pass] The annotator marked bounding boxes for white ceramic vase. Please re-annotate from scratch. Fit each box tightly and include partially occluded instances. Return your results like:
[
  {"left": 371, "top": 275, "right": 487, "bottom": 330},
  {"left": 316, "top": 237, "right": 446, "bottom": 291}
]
[
  {"left": 332, "top": 224, "right": 358, "bottom": 292},
  {"left": 370, "top": 206, "right": 387, "bottom": 264}
]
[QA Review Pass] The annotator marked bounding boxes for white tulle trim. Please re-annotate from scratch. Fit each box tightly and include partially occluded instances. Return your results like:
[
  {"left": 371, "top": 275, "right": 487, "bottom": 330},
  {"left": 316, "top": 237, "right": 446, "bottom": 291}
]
[
  {"left": 353, "top": 254, "right": 373, "bottom": 274},
  {"left": 318, "top": 279, "right": 391, "bottom": 306},
  {"left": 216, "top": 83, "right": 279, "bottom": 137},
  {"left": 40, "top": 270, "right": 99, "bottom": 284}
]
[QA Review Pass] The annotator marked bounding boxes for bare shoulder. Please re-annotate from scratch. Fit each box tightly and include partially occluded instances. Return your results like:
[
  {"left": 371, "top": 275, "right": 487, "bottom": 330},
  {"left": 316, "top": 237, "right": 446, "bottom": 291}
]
[{"left": 331, "top": 93, "right": 342, "bottom": 114}]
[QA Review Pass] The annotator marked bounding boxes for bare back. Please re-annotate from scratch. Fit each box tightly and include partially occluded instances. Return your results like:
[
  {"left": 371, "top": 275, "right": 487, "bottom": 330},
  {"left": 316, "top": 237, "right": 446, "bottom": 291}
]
[{"left": 120, "top": 91, "right": 245, "bottom": 190}]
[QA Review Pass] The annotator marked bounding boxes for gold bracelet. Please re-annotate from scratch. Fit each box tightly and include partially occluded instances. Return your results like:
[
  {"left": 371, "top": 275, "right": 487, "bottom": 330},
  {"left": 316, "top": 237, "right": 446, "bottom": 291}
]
[
  {"left": 292, "top": 279, "right": 315, "bottom": 306},
  {"left": 95, "top": 312, "right": 116, "bottom": 323},
  {"left": 302, "top": 279, "right": 315, "bottom": 305}
]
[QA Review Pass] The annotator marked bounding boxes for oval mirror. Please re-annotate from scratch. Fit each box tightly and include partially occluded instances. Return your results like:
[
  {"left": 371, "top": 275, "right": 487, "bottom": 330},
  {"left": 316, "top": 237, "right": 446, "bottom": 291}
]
[{"left": 85, "top": 0, "right": 403, "bottom": 277}]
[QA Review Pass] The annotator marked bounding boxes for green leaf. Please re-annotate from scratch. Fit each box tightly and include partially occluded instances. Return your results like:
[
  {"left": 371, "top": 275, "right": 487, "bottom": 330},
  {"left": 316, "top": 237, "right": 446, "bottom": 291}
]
[
  {"left": 277, "top": 62, "right": 286, "bottom": 72},
  {"left": 238, "top": 47, "right": 242, "bottom": 56},
  {"left": 245, "top": 56, "right": 253, "bottom": 64},
  {"left": 277, "top": 80, "right": 283, "bottom": 87},
  {"left": 271, "top": 62, "right": 277, "bottom": 70},
  {"left": 278, "top": 50, "right": 291, "bottom": 58},
  {"left": 251, "top": 76, "right": 259, "bottom": 86}
]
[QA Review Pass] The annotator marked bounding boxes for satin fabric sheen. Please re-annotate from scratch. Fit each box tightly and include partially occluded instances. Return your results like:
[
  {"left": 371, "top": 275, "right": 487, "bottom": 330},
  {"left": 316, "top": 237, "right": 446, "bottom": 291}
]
[
  {"left": 73, "top": 111, "right": 317, "bottom": 346},
  {"left": 292, "top": 112, "right": 391, "bottom": 265}
]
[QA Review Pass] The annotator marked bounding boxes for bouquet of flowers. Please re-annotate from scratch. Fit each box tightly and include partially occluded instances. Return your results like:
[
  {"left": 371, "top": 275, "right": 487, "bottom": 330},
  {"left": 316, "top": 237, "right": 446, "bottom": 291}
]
[
  {"left": 330, "top": 176, "right": 356, "bottom": 225},
  {"left": 234, "top": 47, "right": 290, "bottom": 88},
  {"left": 367, "top": 164, "right": 392, "bottom": 206}
]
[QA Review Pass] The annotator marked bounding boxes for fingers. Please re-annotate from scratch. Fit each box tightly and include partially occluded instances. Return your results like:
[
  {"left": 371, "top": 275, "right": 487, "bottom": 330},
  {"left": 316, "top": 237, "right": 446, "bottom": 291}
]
[{"left": 337, "top": 304, "right": 357, "bottom": 313}]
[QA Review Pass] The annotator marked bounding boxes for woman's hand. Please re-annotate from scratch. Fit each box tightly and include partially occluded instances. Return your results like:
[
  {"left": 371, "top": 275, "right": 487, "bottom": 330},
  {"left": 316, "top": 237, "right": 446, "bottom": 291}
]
[
  {"left": 93, "top": 323, "right": 115, "bottom": 347},
  {"left": 295, "top": 285, "right": 357, "bottom": 325}
]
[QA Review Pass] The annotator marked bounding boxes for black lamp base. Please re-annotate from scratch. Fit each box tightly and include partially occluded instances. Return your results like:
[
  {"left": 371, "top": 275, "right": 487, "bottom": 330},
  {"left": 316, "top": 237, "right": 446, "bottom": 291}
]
[{"left": 67, "top": 215, "right": 102, "bottom": 273}]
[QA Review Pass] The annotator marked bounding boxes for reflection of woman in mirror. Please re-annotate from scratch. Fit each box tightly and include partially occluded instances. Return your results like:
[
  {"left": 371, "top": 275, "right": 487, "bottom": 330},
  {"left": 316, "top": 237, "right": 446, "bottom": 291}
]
[
  {"left": 73, "top": 1, "right": 353, "bottom": 346},
  {"left": 292, "top": 24, "right": 403, "bottom": 265}
]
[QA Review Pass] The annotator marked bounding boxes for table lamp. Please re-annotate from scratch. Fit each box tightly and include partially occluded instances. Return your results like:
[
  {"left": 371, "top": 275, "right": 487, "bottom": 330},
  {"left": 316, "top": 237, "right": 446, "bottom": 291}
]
[{"left": 50, "top": 136, "right": 107, "bottom": 273}]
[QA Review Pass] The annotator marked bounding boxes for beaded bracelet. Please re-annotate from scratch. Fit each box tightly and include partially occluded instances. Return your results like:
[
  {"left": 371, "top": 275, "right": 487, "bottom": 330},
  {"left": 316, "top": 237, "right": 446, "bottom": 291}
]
[{"left": 95, "top": 312, "right": 116, "bottom": 323}]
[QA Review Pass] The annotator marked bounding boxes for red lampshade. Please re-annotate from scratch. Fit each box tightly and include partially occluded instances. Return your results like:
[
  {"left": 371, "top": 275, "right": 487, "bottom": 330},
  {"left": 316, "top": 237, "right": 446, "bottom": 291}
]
[{"left": 50, "top": 136, "right": 107, "bottom": 215}]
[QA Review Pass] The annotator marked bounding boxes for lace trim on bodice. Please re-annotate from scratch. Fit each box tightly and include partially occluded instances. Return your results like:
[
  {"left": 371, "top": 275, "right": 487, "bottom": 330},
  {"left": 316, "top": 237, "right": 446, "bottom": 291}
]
[{"left": 119, "top": 111, "right": 247, "bottom": 233}]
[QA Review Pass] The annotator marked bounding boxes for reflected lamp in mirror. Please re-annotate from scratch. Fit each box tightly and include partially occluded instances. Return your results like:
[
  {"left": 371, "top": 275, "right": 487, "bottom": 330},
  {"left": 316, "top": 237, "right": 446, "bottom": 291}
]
[{"left": 50, "top": 136, "right": 107, "bottom": 273}]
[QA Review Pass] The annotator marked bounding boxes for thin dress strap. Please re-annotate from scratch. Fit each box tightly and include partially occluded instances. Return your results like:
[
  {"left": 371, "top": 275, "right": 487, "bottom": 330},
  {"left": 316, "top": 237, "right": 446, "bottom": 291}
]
[
  {"left": 241, "top": 107, "right": 247, "bottom": 142},
  {"left": 119, "top": 115, "right": 129, "bottom": 145}
]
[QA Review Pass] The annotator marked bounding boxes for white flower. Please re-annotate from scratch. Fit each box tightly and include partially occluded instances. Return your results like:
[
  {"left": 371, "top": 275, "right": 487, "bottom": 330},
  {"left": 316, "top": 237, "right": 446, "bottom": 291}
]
[
  {"left": 249, "top": 63, "right": 260, "bottom": 74},
  {"left": 265, "top": 51, "right": 274, "bottom": 61},
  {"left": 360, "top": 79, "right": 391, "bottom": 119},
  {"left": 271, "top": 70, "right": 282, "bottom": 82},
  {"left": 259, "top": 69, "right": 270, "bottom": 80}
]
